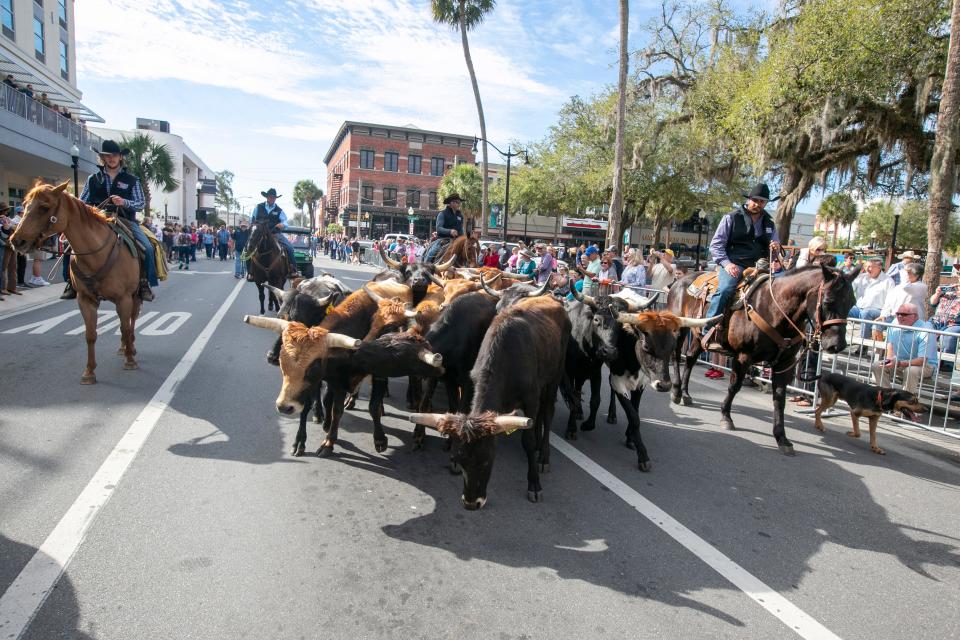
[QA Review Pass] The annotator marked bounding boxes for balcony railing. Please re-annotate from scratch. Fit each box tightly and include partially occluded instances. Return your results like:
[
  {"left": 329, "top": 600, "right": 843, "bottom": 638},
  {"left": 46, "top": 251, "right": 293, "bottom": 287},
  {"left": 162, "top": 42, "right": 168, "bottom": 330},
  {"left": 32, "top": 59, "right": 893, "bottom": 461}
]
[{"left": 0, "top": 84, "right": 102, "bottom": 150}]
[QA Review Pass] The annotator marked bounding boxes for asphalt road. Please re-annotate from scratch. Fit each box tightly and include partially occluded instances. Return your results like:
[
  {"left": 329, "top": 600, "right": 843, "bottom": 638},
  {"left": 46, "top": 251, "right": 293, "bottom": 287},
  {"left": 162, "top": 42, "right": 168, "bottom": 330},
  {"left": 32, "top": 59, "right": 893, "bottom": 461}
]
[{"left": 1, "top": 254, "right": 959, "bottom": 640}]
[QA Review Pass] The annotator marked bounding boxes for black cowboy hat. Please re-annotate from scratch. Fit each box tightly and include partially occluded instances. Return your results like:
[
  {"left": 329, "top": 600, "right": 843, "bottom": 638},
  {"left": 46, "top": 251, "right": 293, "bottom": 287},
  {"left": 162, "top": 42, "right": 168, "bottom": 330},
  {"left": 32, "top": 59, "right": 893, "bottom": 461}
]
[
  {"left": 442, "top": 193, "right": 463, "bottom": 204},
  {"left": 742, "top": 183, "right": 780, "bottom": 202},
  {"left": 97, "top": 139, "right": 130, "bottom": 156},
  {"left": 261, "top": 188, "right": 281, "bottom": 198}
]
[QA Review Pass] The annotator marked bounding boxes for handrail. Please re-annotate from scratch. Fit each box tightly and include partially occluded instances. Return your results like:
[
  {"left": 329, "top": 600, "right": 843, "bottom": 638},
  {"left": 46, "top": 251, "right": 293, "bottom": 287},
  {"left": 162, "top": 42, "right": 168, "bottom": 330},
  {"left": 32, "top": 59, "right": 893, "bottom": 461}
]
[{"left": 0, "top": 84, "right": 102, "bottom": 150}]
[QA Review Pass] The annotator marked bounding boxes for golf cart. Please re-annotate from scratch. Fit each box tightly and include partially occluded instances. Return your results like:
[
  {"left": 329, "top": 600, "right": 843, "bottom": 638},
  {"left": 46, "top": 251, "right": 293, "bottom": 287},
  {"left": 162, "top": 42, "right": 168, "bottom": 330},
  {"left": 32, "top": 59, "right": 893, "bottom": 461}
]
[{"left": 282, "top": 226, "right": 316, "bottom": 278}]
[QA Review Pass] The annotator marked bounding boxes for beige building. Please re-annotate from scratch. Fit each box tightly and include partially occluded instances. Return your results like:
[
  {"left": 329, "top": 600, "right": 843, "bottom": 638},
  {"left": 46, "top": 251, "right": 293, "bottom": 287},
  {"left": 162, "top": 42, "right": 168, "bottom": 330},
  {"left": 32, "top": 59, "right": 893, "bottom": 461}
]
[
  {"left": 91, "top": 121, "right": 215, "bottom": 226},
  {"left": 0, "top": 0, "right": 102, "bottom": 206}
]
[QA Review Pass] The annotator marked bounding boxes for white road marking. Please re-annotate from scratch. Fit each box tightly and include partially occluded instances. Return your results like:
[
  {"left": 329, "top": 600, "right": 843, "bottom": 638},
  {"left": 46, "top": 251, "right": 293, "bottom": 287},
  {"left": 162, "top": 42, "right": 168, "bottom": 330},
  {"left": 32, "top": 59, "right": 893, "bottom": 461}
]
[
  {"left": 140, "top": 312, "right": 190, "bottom": 336},
  {"left": 65, "top": 311, "right": 112, "bottom": 336},
  {"left": 0, "top": 298, "right": 64, "bottom": 322},
  {"left": 0, "top": 278, "right": 245, "bottom": 640},
  {"left": 551, "top": 438, "right": 841, "bottom": 640},
  {"left": 2, "top": 310, "right": 80, "bottom": 334}
]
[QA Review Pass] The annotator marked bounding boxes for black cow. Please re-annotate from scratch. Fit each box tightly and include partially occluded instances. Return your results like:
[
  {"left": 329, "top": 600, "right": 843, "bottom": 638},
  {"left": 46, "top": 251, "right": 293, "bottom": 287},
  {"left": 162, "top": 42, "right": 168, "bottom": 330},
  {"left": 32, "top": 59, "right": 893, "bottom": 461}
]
[
  {"left": 561, "top": 295, "right": 618, "bottom": 439},
  {"left": 378, "top": 245, "right": 448, "bottom": 305},
  {"left": 411, "top": 296, "right": 571, "bottom": 510}
]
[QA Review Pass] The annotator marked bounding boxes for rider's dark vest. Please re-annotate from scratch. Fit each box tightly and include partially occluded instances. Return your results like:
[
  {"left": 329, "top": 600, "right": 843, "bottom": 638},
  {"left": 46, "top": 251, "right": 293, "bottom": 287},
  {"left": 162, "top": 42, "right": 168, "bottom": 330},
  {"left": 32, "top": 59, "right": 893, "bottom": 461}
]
[
  {"left": 253, "top": 203, "right": 283, "bottom": 230},
  {"left": 84, "top": 168, "right": 139, "bottom": 222},
  {"left": 725, "top": 207, "right": 774, "bottom": 268},
  {"left": 435, "top": 206, "right": 463, "bottom": 238}
]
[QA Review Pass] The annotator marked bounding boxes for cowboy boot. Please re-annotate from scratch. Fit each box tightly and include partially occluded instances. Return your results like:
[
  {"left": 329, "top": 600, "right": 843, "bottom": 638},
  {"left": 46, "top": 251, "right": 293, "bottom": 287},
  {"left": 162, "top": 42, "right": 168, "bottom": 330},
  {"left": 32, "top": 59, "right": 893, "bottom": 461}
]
[
  {"left": 60, "top": 282, "right": 77, "bottom": 299},
  {"left": 139, "top": 279, "right": 155, "bottom": 302},
  {"left": 700, "top": 324, "right": 726, "bottom": 353}
]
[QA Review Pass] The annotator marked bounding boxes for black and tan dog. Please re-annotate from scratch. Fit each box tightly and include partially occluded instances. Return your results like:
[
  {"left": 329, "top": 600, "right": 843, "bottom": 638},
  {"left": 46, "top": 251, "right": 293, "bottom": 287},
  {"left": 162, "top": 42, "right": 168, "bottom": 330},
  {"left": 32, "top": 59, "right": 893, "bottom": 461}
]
[{"left": 814, "top": 372, "right": 925, "bottom": 455}]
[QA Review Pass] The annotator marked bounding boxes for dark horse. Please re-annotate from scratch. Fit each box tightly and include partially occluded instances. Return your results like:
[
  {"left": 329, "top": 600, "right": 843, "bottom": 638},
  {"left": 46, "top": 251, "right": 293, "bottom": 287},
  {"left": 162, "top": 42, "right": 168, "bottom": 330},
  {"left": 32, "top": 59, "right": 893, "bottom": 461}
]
[
  {"left": 666, "top": 264, "right": 860, "bottom": 455},
  {"left": 247, "top": 223, "right": 291, "bottom": 314}
]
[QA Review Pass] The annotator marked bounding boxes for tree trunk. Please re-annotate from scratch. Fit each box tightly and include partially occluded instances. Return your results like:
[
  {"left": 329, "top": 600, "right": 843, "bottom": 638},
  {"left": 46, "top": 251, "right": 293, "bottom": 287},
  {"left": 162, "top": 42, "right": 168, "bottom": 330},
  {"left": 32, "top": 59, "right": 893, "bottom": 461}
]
[
  {"left": 832, "top": 221, "right": 839, "bottom": 247},
  {"left": 774, "top": 165, "right": 816, "bottom": 245},
  {"left": 459, "top": 1, "right": 489, "bottom": 237},
  {"left": 142, "top": 181, "right": 152, "bottom": 219},
  {"left": 606, "top": 0, "right": 629, "bottom": 249},
  {"left": 925, "top": 0, "right": 960, "bottom": 299}
]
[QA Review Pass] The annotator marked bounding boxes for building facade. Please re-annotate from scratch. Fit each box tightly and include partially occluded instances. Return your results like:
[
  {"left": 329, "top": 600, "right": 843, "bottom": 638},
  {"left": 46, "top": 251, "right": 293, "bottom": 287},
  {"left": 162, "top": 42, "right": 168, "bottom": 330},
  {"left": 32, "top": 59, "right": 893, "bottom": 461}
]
[
  {"left": 90, "top": 121, "right": 215, "bottom": 226},
  {"left": 323, "top": 121, "right": 475, "bottom": 238},
  {"left": 0, "top": 0, "right": 102, "bottom": 206}
]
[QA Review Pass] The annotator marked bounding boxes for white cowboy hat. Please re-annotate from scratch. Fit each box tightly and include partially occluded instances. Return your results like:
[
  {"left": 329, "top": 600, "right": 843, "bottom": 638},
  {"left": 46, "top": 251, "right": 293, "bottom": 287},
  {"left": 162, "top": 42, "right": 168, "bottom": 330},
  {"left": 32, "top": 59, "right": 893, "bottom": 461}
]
[{"left": 897, "top": 250, "right": 918, "bottom": 259}]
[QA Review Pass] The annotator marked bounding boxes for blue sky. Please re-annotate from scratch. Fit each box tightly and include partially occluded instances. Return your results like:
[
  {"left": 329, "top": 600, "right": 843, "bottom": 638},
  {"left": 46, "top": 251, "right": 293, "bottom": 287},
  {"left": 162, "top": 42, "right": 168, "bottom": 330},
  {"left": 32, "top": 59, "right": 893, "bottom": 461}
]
[{"left": 74, "top": 0, "right": 788, "bottom": 213}]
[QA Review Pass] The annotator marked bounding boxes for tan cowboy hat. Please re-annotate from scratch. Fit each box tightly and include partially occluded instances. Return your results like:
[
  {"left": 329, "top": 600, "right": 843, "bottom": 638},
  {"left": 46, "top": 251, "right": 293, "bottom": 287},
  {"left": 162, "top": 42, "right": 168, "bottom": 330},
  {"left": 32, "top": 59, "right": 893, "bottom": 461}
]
[{"left": 897, "top": 250, "right": 918, "bottom": 259}]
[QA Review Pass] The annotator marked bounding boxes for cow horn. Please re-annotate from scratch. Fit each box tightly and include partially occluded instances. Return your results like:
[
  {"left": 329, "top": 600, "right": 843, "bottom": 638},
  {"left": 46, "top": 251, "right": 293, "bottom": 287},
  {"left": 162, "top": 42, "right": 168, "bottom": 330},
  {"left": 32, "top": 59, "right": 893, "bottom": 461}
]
[
  {"left": 408, "top": 412, "right": 447, "bottom": 428},
  {"left": 502, "top": 272, "right": 531, "bottom": 281},
  {"left": 492, "top": 415, "right": 533, "bottom": 432},
  {"left": 378, "top": 243, "right": 402, "bottom": 269},
  {"left": 427, "top": 272, "right": 445, "bottom": 287},
  {"left": 315, "top": 292, "right": 335, "bottom": 308},
  {"left": 265, "top": 284, "right": 285, "bottom": 299},
  {"left": 616, "top": 312, "right": 642, "bottom": 326},
  {"left": 677, "top": 314, "right": 723, "bottom": 329},
  {"left": 243, "top": 315, "right": 289, "bottom": 334},
  {"left": 569, "top": 278, "right": 598, "bottom": 309},
  {"left": 625, "top": 296, "right": 657, "bottom": 312},
  {"left": 435, "top": 254, "right": 456, "bottom": 272},
  {"left": 362, "top": 284, "right": 383, "bottom": 304},
  {"left": 324, "top": 332, "right": 362, "bottom": 350},
  {"left": 480, "top": 275, "right": 502, "bottom": 298},
  {"left": 404, "top": 308, "right": 419, "bottom": 318},
  {"left": 418, "top": 351, "right": 443, "bottom": 368},
  {"left": 526, "top": 278, "right": 551, "bottom": 297}
]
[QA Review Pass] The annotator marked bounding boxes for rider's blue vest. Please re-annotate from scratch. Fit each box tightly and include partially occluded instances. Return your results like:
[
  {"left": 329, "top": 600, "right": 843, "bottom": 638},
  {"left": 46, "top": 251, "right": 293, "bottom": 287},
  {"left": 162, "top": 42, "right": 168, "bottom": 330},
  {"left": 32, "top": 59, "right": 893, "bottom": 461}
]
[{"left": 83, "top": 168, "right": 139, "bottom": 222}]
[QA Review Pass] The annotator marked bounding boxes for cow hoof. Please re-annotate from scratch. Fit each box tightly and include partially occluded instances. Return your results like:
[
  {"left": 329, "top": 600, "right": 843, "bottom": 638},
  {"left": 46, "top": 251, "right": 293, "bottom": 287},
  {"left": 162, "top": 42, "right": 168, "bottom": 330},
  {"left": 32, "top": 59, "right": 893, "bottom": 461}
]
[
  {"left": 374, "top": 439, "right": 388, "bottom": 453},
  {"left": 539, "top": 463, "right": 550, "bottom": 473},
  {"left": 312, "top": 413, "right": 322, "bottom": 424},
  {"left": 682, "top": 395, "right": 693, "bottom": 406},
  {"left": 721, "top": 418, "right": 736, "bottom": 431},
  {"left": 580, "top": 421, "right": 596, "bottom": 432},
  {"left": 671, "top": 395, "right": 681, "bottom": 405},
  {"left": 344, "top": 398, "right": 357, "bottom": 410},
  {"left": 638, "top": 460, "right": 652, "bottom": 472},
  {"left": 606, "top": 414, "right": 617, "bottom": 424},
  {"left": 624, "top": 439, "right": 635, "bottom": 450},
  {"left": 778, "top": 442, "right": 796, "bottom": 456},
  {"left": 291, "top": 443, "right": 305, "bottom": 457},
  {"left": 80, "top": 374, "right": 97, "bottom": 385},
  {"left": 871, "top": 446, "right": 886, "bottom": 455},
  {"left": 564, "top": 430, "right": 577, "bottom": 441},
  {"left": 316, "top": 444, "right": 335, "bottom": 458},
  {"left": 266, "top": 354, "right": 279, "bottom": 367},
  {"left": 123, "top": 361, "right": 138, "bottom": 370},
  {"left": 449, "top": 462, "right": 462, "bottom": 475},
  {"left": 116, "top": 347, "right": 125, "bottom": 356},
  {"left": 527, "top": 490, "right": 542, "bottom": 503}
]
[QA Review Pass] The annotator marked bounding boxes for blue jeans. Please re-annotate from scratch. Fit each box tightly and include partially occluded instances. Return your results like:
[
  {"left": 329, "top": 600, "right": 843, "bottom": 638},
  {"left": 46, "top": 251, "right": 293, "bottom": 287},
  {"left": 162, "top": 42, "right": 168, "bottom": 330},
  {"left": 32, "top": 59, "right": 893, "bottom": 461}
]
[
  {"left": 705, "top": 267, "right": 742, "bottom": 318},
  {"left": 235, "top": 251, "right": 247, "bottom": 277},
  {"left": 275, "top": 232, "right": 298, "bottom": 271},
  {"left": 130, "top": 223, "right": 158, "bottom": 286},
  {"left": 934, "top": 323, "right": 960, "bottom": 359},
  {"left": 848, "top": 306, "right": 881, "bottom": 339}
]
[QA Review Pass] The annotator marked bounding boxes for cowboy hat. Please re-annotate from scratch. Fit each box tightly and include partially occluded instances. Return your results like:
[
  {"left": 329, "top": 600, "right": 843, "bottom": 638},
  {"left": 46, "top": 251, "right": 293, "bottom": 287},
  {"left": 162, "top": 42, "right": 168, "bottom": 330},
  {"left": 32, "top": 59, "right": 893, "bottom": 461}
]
[
  {"left": 519, "top": 249, "right": 533, "bottom": 259},
  {"left": 261, "top": 188, "right": 281, "bottom": 198},
  {"left": 897, "top": 250, "right": 918, "bottom": 260},
  {"left": 742, "top": 183, "right": 780, "bottom": 202},
  {"left": 97, "top": 139, "right": 130, "bottom": 156},
  {"left": 0, "top": 202, "right": 10, "bottom": 215},
  {"left": 442, "top": 193, "right": 463, "bottom": 204}
]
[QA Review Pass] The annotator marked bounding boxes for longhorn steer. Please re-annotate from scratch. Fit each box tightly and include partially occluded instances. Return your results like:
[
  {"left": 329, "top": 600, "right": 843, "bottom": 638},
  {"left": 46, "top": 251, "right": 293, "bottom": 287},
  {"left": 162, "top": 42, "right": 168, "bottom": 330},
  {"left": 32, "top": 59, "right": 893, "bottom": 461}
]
[{"left": 411, "top": 296, "right": 571, "bottom": 510}]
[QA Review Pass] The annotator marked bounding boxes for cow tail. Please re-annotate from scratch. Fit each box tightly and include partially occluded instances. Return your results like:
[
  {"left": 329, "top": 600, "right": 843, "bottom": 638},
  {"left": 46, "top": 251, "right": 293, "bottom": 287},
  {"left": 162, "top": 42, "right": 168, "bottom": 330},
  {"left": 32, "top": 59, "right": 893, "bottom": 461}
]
[{"left": 558, "top": 372, "right": 580, "bottom": 410}]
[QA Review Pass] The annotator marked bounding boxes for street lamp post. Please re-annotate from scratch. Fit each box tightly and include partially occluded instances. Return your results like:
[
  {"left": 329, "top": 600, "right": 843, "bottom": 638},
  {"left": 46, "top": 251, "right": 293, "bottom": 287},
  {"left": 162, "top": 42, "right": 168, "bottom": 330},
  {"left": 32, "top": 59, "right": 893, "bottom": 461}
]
[
  {"left": 870, "top": 231, "right": 878, "bottom": 251},
  {"left": 694, "top": 209, "right": 706, "bottom": 271},
  {"left": 472, "top": 137, "right": 527, "bottom": 242},
  {"left": 889, "top": 207, "right": 903, "bottom": 269},
  {"left": 69, "top": 144, "right": 79, "bottom": 196},
  {"left": 196, "top": 183, "right": 202, "bottom": 224}
]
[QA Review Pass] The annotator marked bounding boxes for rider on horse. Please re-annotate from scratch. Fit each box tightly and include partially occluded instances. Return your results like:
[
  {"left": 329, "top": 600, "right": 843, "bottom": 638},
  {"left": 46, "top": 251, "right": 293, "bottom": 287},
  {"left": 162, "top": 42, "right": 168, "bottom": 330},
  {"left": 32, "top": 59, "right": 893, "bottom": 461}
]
[
  {"left": 700, "top": 183, "right": 783, "bottom": 352},
  {"left": 62, "top": 139, "right": 158, "bottom": 301},
  {"left": 423, "top": 193, "right": 464, "bottom": 263},
  {"left": 249, "top": 187, "right": 299, "bottom": 279}
]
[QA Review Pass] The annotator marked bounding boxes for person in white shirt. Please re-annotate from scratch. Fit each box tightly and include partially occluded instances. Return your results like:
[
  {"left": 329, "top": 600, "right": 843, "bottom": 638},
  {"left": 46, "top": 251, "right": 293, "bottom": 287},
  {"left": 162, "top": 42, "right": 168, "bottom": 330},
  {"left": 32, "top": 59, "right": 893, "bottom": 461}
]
[
  {"left": 649, "top": 248, "right": 676, "bottom": 301},
  {"left": 880, "top": 263, "right": 928, "bottom": 322},
  {"left": 849, "top": 257, "right": 894, "bottom": 339},
  {"left": 886, "top": 250, "right": 917, "bottom": 286}
]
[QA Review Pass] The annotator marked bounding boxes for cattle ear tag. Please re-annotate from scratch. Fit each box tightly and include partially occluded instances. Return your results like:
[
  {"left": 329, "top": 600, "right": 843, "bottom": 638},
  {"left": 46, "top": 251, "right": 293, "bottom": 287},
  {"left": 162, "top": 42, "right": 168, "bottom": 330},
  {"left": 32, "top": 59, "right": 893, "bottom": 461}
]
[{"left": 326, "top": 303, "right": 335, "bottom": 315}]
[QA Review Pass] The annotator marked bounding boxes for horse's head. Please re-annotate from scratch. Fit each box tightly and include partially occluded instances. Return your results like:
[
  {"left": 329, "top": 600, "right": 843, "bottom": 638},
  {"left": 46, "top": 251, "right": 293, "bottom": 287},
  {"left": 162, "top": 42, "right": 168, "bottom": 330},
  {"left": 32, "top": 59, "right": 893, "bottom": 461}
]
[
  {"left": 10, "top": 181, "right": 70, "bottom": 253},
  {"left": 464, "top": 236, "right": 480, "bottom": 267},
  {"left": 808, "top": 264, "right": 860, "bottom": 354}
]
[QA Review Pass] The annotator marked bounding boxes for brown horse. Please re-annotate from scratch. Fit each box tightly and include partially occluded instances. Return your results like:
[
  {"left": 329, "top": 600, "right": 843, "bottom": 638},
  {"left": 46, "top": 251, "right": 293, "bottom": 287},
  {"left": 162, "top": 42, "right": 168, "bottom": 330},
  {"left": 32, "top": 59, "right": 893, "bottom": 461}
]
[
  {"left": 436, "top": 234, "right": 480, "bottom": 268},
  {"left": 666, "top": 265, "right": 859, "bottom": 455},
  {"left": 11, "top": 182, "right": 142, "bottom": 383},
  {"left": 246, "top": 223, "right": 290, "bottom": 314}
]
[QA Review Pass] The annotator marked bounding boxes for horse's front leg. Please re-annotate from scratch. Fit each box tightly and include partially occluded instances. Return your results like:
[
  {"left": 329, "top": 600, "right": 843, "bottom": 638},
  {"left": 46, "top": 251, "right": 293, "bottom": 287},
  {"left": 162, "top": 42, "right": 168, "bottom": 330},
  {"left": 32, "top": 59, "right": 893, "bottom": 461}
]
[
  {"left": 78, "top": 296, "right": 100, "bottom": 384},
  {"left": 256, "top": 283, "right": 266, "bottom": 315},
  {"left": 128, "top": 296, "right": 141, "bottom": 356},
  {"left": 115, "top": 296, "right": 138, "bottom": 370},
  {"left": 771, "top": 363, "right": 796, "bottom": 456},
  {"left": 719, "top": 357, "right": 749, "bottom": 431}
]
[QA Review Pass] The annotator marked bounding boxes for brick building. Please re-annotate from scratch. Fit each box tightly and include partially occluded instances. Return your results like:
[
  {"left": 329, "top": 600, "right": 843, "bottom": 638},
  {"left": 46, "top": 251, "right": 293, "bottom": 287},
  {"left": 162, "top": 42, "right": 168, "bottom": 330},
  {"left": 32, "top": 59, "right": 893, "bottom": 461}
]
[{"left": 323, "top": 121, "right": 475, "bottom": 239}]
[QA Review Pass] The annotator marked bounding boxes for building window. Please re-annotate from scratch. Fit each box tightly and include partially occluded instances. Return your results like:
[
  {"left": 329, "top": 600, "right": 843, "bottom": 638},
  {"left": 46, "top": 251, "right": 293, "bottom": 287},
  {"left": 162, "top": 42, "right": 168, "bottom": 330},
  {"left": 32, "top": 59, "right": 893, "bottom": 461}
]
[
  {"left": 33, "top": 8, "right": 44, "bottom": 62},
  {"left": 408, "top": 154, "right": 421, "bottom": 174},
  {"left": 430, "top": 157, "right": 445, "bottom": 177},
  {"left": 384, "top": 151, "right": 398, "bottom": 172},
  {"left": 406, "top": 188, "right": 421, "bottom": 209},
  {"left": 383, "top": 187, "right": 397, "bottom": 207},
  {"left": 57, "top": 0, "right": 66, "bottom": 28},
  {"left": 361, "top": 184, "right": 373, "bottom": 204},
  {"left": 428, "top": 191, "right": 438, "bottom": 209},
  {"left": 360, "top": 149, "right": 374, "bottom": 169},
  {"left": 1, "top": 0, "right": 13, "bottom": 39},
  {"left": 58, "top": 39, "right": 68, "bottom": 80}
]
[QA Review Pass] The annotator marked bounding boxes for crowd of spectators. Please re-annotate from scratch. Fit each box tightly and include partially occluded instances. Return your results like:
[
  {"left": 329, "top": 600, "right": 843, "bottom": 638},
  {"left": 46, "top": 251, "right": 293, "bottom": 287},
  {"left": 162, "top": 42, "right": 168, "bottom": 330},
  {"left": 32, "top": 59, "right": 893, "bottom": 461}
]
[{"left": 3, "top": 74, "right": 83, "bottom": 123}]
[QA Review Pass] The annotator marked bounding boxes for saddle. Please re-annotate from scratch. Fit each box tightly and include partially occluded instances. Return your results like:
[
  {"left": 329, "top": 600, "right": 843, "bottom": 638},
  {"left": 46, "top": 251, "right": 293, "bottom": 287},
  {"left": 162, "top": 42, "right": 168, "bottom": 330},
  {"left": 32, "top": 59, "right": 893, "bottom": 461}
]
[{"left": 687, "top": 267, "right": 769, "bottom": 312}]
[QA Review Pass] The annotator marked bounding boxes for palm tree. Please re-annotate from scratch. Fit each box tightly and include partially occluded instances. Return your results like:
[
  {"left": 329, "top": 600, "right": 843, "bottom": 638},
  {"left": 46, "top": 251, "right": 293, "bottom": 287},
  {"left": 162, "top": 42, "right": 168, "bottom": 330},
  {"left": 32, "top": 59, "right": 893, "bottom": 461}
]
[
  {"left": 120, "top": 133, "right": 179, "bottom": 218},
  {"left": 432, "top": 0, "right": 495, "bottom": 236},
  {"left": 817, "top": 192, "right": 858, "bottom": 247},
  {"left": 926, "top": 0, "right": 960, "bottom": 295},
  {"left": 607, "top": 0, "right": 629, "bottom": 249},
  {"left": 292, "top": 179, "right": 324, "bottom": 233},
  {"left": 438, "top": 163, "right": 483, "bottom": 219}
]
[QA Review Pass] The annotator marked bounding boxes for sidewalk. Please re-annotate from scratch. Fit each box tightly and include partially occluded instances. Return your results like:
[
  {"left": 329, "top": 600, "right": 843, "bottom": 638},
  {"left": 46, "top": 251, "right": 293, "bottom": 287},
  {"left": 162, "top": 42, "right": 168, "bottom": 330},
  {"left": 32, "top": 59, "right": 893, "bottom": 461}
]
[{"left": 0, "top": 280, "right": 64, "bottom": 319}]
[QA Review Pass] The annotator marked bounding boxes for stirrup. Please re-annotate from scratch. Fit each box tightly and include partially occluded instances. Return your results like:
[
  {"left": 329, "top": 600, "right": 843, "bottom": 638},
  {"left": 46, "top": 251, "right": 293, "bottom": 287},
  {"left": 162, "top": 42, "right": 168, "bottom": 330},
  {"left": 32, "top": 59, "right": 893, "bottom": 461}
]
[
  {"left": 61, "top": 282, "right": 77, "bottom": 299},
  {"left": 139, "top": 281, "right": 155, "bottom": 302}
]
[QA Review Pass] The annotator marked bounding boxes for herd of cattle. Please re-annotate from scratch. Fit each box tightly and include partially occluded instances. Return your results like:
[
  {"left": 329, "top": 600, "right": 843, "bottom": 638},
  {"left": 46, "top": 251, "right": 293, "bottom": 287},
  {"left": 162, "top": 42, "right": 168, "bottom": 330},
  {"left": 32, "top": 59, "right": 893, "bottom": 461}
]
[{"left": 243, "top": 248, "right": 714, "bottom": 510}]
